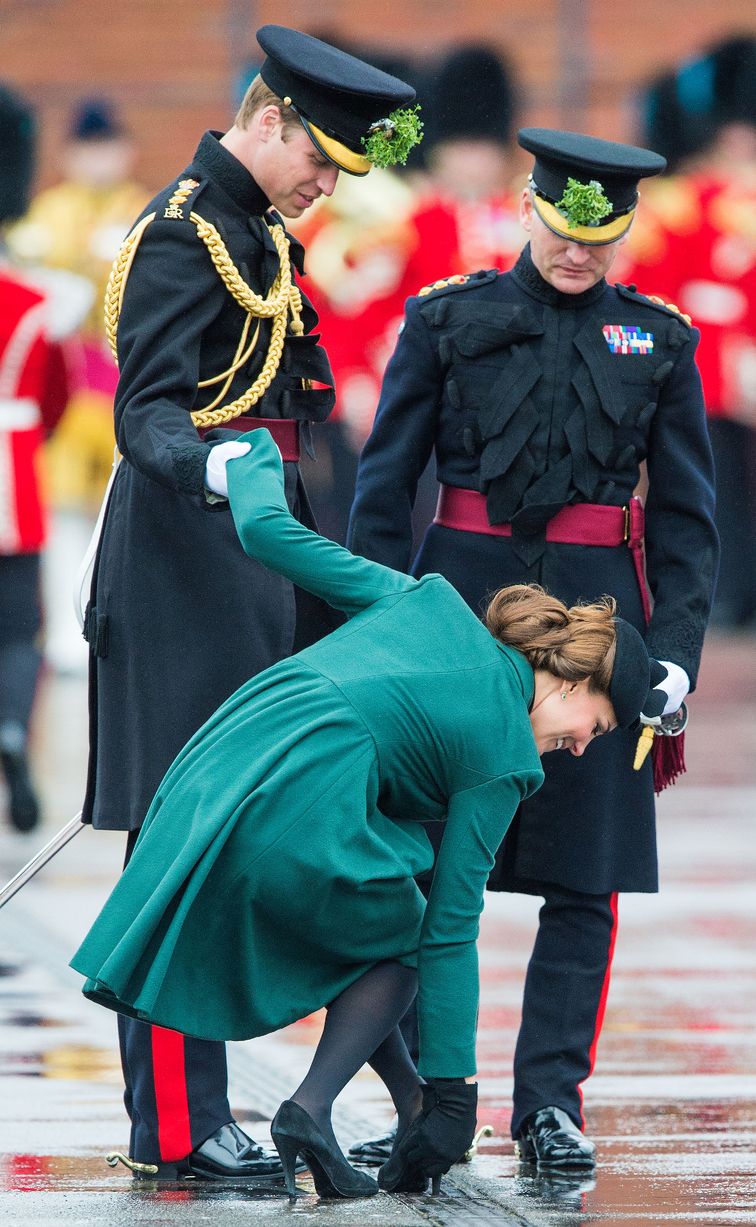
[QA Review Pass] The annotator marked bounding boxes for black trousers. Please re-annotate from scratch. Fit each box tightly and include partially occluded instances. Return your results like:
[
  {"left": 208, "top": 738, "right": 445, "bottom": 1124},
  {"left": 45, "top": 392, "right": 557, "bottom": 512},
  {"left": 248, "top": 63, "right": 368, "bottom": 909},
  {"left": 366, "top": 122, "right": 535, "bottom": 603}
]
[
  {"left": 708, "top": 418, "right": 756, "bottom": 626},
  {"left": 120, "top": 831, "right": 231, "bottom": 1163},
  {"left": 510, "top": 885, "right": 618, "bottom": 1137},
  {"left": 0, "top": 553, "right": 43, "bottom": 733}
]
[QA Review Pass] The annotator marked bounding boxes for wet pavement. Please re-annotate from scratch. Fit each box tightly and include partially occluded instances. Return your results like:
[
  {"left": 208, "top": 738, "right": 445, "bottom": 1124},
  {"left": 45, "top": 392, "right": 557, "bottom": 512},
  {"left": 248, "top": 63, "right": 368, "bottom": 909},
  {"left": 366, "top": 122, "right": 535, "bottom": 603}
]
[{"left": 0, "top": 630, "right": 755, "bottom": 1225}]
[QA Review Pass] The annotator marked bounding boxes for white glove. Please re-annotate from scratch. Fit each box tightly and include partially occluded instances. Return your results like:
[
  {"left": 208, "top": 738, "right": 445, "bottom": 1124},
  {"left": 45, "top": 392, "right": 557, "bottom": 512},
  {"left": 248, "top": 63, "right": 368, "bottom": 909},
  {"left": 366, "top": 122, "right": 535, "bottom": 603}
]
[
  {"left": 657, "top": 660, "right": 690, "bottom": 716},
  {"left": 204, "top": 440, "right": 251, "bottom": 498}
]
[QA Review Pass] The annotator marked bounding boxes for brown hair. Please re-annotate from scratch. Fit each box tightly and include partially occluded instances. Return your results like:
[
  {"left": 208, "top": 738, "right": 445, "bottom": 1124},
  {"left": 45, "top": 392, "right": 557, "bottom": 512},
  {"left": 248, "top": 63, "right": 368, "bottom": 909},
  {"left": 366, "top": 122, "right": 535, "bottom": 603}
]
[
  {"left": 485, "top": 584, "right": 617, "bottom": 695},
  {"left": 235, "top": 76, "right": 301, "bottom": 135}
]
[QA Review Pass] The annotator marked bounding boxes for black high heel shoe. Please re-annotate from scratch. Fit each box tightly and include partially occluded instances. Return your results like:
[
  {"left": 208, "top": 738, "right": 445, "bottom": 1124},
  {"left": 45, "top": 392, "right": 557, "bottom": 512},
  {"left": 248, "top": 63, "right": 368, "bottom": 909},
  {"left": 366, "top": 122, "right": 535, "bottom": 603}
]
[{"left": 271, "top": 1100, "right": 379, "bottom": 1200}]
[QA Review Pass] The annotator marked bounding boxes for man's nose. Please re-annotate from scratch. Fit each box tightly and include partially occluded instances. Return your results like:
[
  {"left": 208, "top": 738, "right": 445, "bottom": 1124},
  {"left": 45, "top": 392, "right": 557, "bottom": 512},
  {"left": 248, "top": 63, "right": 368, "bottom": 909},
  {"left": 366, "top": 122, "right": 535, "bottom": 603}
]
[
  {"left": 317, "top": 165, "right": 339, "bottom": 197},
  {"left": 564, "top": 242, "right": 592, "bottom": 265},
  {"left": 570, "top": 738, "right": 588, "bottom": 757}
]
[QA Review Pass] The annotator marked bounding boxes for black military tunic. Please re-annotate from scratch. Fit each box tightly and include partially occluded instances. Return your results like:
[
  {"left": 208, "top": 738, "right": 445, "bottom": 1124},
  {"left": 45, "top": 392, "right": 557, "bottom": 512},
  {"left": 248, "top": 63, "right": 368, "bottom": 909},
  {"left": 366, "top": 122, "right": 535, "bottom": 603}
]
[
  {"left": 350, "top": 244, "right": 718, "bottom": 895},
  {"left": 83, "top": 132, "right": 337, "bottom": 832}
]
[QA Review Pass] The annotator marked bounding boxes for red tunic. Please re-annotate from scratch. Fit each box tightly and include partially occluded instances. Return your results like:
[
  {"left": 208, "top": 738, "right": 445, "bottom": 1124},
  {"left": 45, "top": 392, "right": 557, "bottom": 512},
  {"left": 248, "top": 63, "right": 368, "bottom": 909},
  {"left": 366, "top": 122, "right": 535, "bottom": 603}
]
[
  {"left": 0, "top": 268, "right": 69, "bottom": 554},
  {"left": 617, "top": 174, "right": 756, "bottom": 421}
]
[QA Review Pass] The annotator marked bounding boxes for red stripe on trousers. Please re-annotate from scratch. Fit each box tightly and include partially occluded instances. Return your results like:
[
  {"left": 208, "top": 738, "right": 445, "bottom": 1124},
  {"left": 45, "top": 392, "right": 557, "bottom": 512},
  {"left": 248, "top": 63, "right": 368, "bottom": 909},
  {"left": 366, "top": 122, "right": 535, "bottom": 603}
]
[
  {"left": 577, "top": 892, "right": 619, "bottom": 1130},
  {"left": 151, "top": 1026, "right": 193, "bottom": 1162}
]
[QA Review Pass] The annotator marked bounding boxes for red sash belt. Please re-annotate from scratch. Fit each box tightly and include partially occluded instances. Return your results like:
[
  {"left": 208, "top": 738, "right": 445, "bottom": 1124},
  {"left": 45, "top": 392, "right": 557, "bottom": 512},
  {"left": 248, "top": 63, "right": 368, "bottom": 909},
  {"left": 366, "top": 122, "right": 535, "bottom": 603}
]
[
  {"left": 433, "top": 485, "right": 678, "bottom": 786},
  {"left": 434, "top": 485, "right": 645, "bottom": 548},
  {"left": 197, "top": 416, "right": 300, "bottom": 462}
]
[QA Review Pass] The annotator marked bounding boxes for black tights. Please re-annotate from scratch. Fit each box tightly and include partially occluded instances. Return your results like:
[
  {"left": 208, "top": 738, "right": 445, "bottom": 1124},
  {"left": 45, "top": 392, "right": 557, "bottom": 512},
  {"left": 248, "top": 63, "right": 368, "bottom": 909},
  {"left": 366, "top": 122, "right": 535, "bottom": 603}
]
[{"left": 291, "top": 961, "right": 422, "bottom": 1150}]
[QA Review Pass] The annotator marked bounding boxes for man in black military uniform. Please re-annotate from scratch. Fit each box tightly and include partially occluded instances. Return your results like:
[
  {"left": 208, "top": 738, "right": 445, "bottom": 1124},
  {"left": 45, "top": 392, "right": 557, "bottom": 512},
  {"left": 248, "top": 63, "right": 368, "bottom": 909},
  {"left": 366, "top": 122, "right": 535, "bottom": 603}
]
[
  {"left": 348, "top": 130, "right": 718, "bottom": 1168},
  {"left": 81, "top": 25, "right": 420, "bottom": 1182}
]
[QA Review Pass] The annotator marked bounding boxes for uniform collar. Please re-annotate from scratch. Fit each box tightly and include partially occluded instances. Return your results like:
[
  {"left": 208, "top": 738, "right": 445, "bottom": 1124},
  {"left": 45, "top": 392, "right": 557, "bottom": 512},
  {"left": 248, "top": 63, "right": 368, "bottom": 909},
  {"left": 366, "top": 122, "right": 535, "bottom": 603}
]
[
  {"left": 512, "top": 243, "right": 606, "bottom": 309},
  {"left": 193, "top": 131, "right": 271, "bottom": 216}
]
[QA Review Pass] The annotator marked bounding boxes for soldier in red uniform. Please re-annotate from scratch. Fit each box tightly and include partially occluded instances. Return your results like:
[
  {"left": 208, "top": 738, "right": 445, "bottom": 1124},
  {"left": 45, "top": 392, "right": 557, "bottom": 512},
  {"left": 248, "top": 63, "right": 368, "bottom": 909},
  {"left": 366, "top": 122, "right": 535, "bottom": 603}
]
[
  {"left": 619, "top": 36, "right": 756, "bottom": 627},
  {"left": 0, "top": 84, "right": 71, "bottom": 831}
]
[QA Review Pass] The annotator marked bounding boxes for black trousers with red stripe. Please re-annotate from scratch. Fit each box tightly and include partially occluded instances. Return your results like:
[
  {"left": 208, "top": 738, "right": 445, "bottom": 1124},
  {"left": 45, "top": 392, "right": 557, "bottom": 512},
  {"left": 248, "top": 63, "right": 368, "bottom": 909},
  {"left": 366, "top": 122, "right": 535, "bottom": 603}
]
[
  {"left": 510, "top": 885, "right": 618, "bottom": 1138},
  {"left": 120, "top": 833, "right": 232, "bottom": 1163},
  {"left": 118, "top": 1017, "right": 232, "bottom": 1164}
]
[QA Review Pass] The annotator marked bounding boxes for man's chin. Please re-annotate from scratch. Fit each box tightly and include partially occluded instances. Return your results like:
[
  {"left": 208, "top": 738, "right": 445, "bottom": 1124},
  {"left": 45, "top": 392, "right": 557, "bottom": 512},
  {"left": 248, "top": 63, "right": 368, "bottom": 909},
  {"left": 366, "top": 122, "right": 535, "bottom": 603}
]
[
  {"left": 552, "top": 272, "right": 595, "bottom": 294},
  {"left": 271, "top": 202, "right": 303, "bottom": 220}
]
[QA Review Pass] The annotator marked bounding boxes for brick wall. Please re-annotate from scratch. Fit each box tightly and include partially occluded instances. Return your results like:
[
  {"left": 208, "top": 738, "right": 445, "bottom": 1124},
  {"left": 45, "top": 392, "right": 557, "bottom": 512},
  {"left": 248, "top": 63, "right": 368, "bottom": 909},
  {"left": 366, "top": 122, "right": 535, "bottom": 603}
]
[{"left": 2, "top": 0, "right": 755, "bottom": 192}]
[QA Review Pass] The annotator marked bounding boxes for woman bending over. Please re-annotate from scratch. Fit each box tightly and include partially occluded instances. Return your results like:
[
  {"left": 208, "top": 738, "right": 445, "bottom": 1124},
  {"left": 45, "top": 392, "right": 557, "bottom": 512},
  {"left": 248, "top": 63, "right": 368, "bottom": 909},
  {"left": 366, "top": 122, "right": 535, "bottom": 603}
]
[{"left": 72, "top": 429, "right": 668, "bottom": 1198}]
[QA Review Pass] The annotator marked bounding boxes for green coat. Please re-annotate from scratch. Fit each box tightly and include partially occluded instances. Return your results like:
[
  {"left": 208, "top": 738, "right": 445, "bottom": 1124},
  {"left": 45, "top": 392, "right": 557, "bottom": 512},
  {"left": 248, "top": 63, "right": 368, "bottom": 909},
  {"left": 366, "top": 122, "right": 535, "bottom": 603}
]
[{"left": 71, "top": 431, "right": 543, "bottom": 1078}]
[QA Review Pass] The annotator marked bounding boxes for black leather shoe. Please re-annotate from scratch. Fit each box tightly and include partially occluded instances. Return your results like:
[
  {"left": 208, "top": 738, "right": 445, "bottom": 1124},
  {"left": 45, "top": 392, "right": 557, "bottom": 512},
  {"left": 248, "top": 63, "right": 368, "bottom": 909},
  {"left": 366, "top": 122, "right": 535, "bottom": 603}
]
[
  {"left": 132, "top": 1121, "right": 289, "bottom": 1183},
  {"left": 514, "top": 1107, "right": 596, "bottom": 1168},
  {"left": 1, "top": 749, "right": 40, "bottom": 833},
  {"left": 348, "top": 1122, "right": 397, "bottom": 1166}
]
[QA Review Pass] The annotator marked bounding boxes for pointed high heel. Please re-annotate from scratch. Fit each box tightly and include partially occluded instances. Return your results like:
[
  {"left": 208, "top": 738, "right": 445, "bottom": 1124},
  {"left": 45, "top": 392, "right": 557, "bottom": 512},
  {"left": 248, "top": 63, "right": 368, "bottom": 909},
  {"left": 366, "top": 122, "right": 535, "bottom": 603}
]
[
  {"left": 271, "top": 1100, "right": 378, "bottom": 1200},
  {"left": 271, "top": 1130, "right": 302, "bottom": 1199}
]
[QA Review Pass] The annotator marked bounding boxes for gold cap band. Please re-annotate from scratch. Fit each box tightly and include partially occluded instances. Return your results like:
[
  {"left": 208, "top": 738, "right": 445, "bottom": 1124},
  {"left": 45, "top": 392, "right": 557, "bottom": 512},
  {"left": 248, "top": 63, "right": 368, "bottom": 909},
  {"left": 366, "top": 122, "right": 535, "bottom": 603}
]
[
  {"left": 300, "top": 116, "right": 371, "bottom": 176},
  {"left": 532, "top": 192, "right": 635, "bottom": 245}
]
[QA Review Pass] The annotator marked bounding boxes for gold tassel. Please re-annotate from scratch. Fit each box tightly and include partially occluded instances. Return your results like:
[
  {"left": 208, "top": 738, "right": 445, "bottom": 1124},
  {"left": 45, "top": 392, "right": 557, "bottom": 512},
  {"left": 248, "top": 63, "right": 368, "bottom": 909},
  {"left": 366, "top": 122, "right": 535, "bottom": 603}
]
[{"left": 633, "top": 725, "right": 655, "bottom": 771}]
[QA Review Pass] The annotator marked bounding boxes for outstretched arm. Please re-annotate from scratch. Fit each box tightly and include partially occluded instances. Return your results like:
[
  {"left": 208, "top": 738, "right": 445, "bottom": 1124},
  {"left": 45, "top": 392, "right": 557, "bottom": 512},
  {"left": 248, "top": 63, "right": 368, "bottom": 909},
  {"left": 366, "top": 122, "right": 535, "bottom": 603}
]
[
  {"left": 227, "top": 429, "right": 417, "bottom": 618},
  {"left": 416, "top": 768, "right": 542, "bottom": 1079}
]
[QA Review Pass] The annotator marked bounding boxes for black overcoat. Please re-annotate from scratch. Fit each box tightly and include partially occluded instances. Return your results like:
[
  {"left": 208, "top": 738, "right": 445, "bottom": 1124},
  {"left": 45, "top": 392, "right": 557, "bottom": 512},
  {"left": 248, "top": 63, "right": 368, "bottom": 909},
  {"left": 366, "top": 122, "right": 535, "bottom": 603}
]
[
  {"left": 83, "top": 133, "right": 337, "bottom": 831},
  {"left": 349, "top": 246, "right": 718, "bottom": 894}
]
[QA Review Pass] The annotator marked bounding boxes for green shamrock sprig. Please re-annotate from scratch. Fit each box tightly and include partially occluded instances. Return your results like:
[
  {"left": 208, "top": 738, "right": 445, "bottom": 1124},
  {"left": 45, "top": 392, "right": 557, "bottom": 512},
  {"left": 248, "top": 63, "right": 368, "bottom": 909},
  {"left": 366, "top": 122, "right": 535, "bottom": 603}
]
[
  {"left": 362, "top": 105, "right": 423, "bottom": 169},
  {"left": 555, "top": 178, "right": 613, "bottom": 228}
]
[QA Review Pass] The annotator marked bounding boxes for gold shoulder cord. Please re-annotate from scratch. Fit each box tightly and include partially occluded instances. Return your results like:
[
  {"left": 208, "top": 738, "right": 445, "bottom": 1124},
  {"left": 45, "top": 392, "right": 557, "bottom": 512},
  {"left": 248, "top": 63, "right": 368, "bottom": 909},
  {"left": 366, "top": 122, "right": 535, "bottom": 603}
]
[{"left": 104, "top": 179, "right": 305, "bottom": 428}]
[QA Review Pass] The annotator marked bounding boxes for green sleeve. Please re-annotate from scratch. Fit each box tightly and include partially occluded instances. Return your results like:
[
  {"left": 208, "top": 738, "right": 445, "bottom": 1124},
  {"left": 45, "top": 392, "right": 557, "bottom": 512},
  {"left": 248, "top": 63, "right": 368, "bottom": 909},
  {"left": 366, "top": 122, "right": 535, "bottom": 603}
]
[
  {"left": 226, "top": 429, "right": 416, "bottom": 617},
  {"left": 416, "top": 769, "right": 542, "bottom": 1078}
]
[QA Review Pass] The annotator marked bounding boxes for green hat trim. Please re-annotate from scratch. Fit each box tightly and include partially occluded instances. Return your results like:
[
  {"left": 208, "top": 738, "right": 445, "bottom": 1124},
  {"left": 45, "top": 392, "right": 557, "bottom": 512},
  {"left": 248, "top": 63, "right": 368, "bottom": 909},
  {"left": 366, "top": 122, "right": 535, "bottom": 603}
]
[
  {"left": 555, "top": 177, "right": 613, "bottom": 228},
  {"left": 362, "top": 105, "right": 423, "bottom": 169}
]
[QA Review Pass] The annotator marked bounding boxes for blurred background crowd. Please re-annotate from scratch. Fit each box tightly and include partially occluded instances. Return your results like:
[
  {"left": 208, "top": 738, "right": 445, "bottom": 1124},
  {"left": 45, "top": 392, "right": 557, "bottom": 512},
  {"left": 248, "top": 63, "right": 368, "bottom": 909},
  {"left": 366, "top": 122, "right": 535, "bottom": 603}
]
[{"left": 1, "top": 1, "right": 755, "bottom": 834}]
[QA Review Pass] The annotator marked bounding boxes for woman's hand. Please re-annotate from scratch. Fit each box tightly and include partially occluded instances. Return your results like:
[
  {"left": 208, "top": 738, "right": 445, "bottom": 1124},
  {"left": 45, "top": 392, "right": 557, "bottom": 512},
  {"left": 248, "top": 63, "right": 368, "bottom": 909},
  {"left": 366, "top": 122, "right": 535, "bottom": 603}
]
[{"left": 378, "top": 1078, "right": 478, "bottom": 1191}]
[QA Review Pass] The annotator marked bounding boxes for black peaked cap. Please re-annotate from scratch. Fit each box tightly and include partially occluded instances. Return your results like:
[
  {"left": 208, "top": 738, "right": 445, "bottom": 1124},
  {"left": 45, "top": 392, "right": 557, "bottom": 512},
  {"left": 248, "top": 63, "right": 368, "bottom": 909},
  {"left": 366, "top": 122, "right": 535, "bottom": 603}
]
[
  {"left": 518, "top": 128, "right": 666, "bottom": 214},
  {"left": 610, "top": 619, "right": 668, "bottom": 730},
  {"left": 257, "top": 25, "right": 415, "bottom": 173}
]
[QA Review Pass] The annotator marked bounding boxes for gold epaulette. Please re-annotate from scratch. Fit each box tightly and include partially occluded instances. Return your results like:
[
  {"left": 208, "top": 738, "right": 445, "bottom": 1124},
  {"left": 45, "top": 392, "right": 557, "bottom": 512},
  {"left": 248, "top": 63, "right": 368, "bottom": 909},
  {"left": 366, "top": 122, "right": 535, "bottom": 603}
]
[
  {"left": 417, "top": 273, "right": 470, "bottom": 297},
  {"left": 645, "top": 294, "right": 693, "bottom": 327}
]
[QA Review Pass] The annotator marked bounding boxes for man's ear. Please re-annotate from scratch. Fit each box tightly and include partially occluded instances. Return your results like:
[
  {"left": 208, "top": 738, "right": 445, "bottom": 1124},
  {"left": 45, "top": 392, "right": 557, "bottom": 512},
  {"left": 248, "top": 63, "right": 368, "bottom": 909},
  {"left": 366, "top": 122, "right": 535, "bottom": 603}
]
[
  {"left": 255, "top": 104, "right": 283, "bottom": 144},
  {"left": 519, "top": 188, "right": 534, "bottom": 232}
]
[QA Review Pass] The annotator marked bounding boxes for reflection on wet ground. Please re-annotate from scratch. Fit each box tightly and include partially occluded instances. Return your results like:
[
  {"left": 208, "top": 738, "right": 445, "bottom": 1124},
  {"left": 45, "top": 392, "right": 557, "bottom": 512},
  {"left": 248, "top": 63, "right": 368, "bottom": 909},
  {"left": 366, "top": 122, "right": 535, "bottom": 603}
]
[{"left": 0, "top": 636, "right": 754, "bottom": 1223}]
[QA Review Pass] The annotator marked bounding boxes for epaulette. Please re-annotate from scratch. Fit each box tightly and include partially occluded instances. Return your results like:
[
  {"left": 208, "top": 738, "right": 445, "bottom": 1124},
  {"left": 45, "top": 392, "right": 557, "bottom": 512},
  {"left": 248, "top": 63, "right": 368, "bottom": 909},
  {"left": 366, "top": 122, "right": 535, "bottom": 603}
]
[
  {"left": 157, "top": 176, "right": 207, "bottom": 222},
  {"left": 416, "top": 268, "right": 498, "bottom": 299},
  {"left": 615, "top": 282, "right": 692, "bottom": 326}
]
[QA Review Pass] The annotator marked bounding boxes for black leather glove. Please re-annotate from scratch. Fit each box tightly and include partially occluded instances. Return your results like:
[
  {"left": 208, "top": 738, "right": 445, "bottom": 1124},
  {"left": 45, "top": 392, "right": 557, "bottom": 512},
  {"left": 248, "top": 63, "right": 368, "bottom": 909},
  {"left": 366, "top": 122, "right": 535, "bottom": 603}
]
[{"left": 400, "top": 1079, "right": 478, "bottom": 1177}]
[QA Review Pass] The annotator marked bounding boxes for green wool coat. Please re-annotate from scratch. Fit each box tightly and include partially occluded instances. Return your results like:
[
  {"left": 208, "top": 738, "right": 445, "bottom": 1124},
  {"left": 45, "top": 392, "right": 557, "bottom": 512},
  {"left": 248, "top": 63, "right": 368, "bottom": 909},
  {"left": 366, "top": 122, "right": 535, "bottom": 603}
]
[{"left": 71, "top": 430, "right": 544, "bottom": 1078}]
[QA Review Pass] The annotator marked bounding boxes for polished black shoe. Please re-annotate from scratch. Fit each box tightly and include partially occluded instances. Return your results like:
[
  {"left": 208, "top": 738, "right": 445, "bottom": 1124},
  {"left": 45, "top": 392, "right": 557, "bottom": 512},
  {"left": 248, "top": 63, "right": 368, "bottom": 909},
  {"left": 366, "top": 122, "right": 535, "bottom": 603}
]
[
  {"left": 348, "top": 1121, "right": 397, "bottom": 1166},
  {"left": 271, "top": 1099, "right": 378, "bottom": 1199},
  {"left": 1, "top": 749, "right": 40, "bottom": 833},
  {"left": 515, "top": 1106, "right": 596, "bottom": 1168},
  {"left": 130, "top": 1121, "right": 288, "bottom": 1183}
]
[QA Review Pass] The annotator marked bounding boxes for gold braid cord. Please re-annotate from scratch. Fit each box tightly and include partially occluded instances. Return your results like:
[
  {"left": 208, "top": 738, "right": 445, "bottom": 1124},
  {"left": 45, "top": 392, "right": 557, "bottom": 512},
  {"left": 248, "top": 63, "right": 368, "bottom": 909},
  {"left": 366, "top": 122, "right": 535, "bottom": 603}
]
[{"left": 103, "top": 180, "right": 304, "bottom": 428}]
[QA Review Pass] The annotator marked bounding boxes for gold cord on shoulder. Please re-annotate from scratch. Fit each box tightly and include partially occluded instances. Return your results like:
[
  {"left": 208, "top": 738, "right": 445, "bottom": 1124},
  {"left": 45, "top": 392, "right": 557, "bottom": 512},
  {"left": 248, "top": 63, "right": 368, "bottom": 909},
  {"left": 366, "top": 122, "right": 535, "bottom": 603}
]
[
  {"left": 646, "top": 293, "right": 693, "bottom": 326},
  {"left": 103, "top": 189, "right": 304, "bottom": 427}
]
